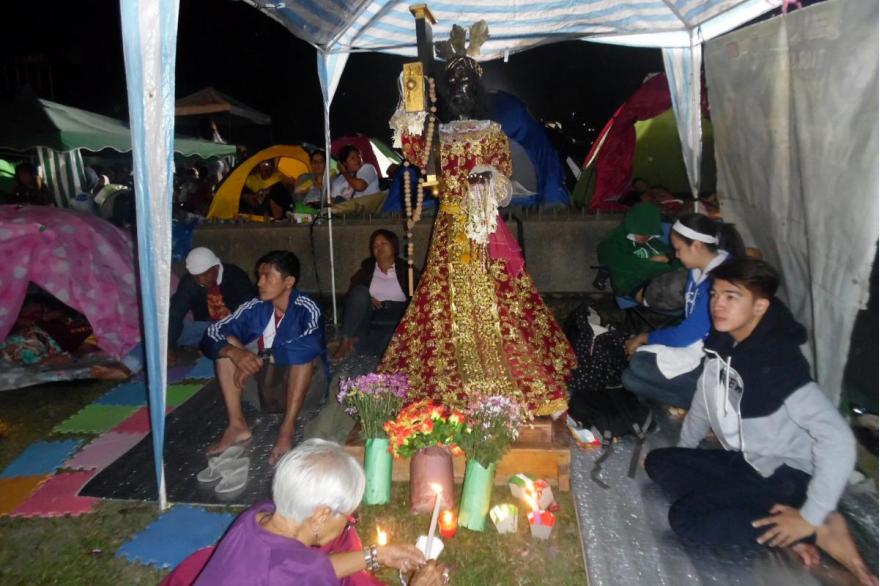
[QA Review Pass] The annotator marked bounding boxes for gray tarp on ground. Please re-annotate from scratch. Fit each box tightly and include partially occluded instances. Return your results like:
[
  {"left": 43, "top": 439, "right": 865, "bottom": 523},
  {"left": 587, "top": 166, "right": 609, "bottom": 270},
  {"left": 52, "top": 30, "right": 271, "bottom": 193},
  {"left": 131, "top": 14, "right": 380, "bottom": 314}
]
[{"left": 706, "top": 0, "right": 879, "bottom": 403}]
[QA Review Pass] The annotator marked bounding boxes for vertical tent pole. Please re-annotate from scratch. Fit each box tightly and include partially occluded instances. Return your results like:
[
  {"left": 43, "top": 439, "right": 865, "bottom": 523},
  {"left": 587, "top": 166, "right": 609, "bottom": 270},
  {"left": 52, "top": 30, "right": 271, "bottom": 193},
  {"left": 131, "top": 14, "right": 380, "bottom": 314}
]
[
  {"left": 662, "top": 35, "right": 704, "bottom": 213},
  {"left": 324, "top": 89, "right": 338, "bottom": 326},
  {"left": 119, "top": 0, "right": 179, "bottom": 510},
  {"left": 317, "top": 50, "right": 341, "bottom": 326}
]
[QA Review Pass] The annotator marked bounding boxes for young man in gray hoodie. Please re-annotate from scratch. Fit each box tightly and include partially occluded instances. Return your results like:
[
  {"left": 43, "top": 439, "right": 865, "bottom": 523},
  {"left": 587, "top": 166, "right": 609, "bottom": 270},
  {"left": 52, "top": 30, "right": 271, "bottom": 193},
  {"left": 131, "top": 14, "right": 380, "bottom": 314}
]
[{"left": 645, "top": 259, "right": 876, "bottom": 586}]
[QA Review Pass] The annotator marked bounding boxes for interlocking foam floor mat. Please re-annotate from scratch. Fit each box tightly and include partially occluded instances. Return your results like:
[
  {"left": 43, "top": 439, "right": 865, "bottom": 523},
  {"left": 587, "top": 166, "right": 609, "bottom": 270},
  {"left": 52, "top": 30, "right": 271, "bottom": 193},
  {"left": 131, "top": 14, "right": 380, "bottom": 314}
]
[
  {"left": 117, "top": 505, "right": 235, "bottom": 568},
  {"left": 65, "top": 431, "right": 146, "bottom": 472},
  {"left": 0, "top": 439, "right": 83, "bottom": 478},
  {"left": 54, "top": 404, "right": 139, "bottom": 435},
  {"left": 11, "top": 470, "right": 99, "bottom": 517},
  {"left": 95, "top": 381, "right": 148, "bottom": 406},
  {"left": 0, "top": 475, "right": 50, "bottom": 516}
]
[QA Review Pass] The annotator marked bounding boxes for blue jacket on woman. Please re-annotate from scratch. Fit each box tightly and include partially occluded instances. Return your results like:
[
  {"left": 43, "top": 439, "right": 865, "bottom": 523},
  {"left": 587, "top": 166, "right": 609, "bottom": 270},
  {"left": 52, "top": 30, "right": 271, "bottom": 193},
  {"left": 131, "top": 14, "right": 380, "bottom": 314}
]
[{"left": 646, "top": 251, "right": 729, "bottom": 347}]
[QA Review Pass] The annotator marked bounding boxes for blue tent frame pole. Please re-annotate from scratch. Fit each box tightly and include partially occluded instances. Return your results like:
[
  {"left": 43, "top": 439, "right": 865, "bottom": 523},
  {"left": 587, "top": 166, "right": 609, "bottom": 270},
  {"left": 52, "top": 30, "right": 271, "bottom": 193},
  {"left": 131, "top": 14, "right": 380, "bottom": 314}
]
[
  {"left": 119, "top": 0, "right": 179, "bottom": 510},
  {"left": 317, "top": 50, "right": 350, "bottom": 326}
]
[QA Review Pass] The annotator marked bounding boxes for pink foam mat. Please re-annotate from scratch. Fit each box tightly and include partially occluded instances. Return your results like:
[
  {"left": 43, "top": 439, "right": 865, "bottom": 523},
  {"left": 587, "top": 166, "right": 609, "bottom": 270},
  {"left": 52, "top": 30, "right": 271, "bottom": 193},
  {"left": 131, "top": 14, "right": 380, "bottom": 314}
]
[
  {"left": 65, "top": 431, "right": 146, "bottom": 471},
  {"left": 11, "top": 470, "right": 99, "bottom": 518},
  {"left": 112, "top": 406, "right": 172, "bottom": 435}
]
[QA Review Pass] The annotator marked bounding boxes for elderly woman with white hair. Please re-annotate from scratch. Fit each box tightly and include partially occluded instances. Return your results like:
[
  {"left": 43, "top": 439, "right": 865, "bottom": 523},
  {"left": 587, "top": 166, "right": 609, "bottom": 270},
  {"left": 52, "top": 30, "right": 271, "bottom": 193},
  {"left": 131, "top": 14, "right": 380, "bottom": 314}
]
[{"left": 195, "top": 439, "right": 449, "bottom": 585}]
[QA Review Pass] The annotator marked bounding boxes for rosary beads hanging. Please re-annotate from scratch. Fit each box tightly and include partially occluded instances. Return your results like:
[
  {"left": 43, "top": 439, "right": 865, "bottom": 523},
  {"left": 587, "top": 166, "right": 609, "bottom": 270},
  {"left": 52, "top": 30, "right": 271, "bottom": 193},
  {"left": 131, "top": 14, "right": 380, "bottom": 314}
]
[{"left": 404, "top": 76, "right": 437, "bottom": 295}]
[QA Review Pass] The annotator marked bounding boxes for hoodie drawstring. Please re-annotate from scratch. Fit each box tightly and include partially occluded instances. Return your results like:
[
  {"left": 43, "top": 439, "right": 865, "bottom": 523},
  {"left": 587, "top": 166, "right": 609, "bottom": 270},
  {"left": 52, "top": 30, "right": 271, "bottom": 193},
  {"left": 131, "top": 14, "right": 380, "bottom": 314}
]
[
  {"left": 723, "top": 356, "right": 732, "bottom": 415},
  {"left": 705, "top": 349, "right": 731, "bottom": 415}
]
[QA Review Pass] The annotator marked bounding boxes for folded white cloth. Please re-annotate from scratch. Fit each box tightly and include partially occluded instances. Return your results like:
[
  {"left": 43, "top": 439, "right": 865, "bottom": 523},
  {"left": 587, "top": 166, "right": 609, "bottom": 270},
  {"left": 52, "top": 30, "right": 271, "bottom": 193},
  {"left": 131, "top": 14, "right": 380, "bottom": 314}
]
[{"left": 637, "top": 340, "right": 704, "bottom": 379}]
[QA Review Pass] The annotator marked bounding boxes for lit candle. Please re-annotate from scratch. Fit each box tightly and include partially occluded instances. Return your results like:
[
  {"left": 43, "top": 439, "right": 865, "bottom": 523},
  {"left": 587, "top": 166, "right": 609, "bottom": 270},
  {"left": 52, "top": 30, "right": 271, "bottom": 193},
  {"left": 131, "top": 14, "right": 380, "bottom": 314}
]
[
  {"left": 522, "top": 489, "right": 539, "bottom": 513},
  {"left": 533, "top": 480, "right": 555, "bottom": 510},
  {"left": 439, "top": 510, "right": 457, "bottom": 539},
  {"left": 376, "top": 526, "right": 388, "bottom": 546},
  {"left": 425, "top": 483, "right": 443, "bottom": 558}
]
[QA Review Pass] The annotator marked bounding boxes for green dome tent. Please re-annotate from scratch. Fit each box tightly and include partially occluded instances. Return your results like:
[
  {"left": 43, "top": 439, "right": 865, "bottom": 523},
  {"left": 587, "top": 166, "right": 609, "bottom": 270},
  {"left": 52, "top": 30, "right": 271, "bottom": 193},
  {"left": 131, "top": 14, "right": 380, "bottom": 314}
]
[
  {"left": 572, "top": 74, "right": 716, "bottom": 211},
  {"left": 0, "top": 96, "right": 235, "bottom": 207}
]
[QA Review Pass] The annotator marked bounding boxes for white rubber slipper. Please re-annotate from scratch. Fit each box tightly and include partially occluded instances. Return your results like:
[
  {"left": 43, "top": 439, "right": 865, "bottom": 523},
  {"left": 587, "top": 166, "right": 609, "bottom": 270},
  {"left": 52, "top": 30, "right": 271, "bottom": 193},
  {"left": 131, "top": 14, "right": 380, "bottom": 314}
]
[
  {"left": 197, "top": 453, "right": 249, "bottom": 483},
  {"left": 215, "top": 458, "right": 250, "bottom": 494}
]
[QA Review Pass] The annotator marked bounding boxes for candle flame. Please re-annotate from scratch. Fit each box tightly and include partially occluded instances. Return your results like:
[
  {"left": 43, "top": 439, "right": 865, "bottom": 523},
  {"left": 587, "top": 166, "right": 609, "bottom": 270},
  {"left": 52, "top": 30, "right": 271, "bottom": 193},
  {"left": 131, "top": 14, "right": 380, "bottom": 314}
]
[
  {"left": 429, "top": 483, "right": 443, "bottom": 494},
  {"left": 376, "top": 526, "right": 388, "bottom": 546},
  {"left": 522, "top": 491, "right": 538, "bottom": 512},
  {"left": 441, "top": 510, "right": 454, "bottom": 524}
]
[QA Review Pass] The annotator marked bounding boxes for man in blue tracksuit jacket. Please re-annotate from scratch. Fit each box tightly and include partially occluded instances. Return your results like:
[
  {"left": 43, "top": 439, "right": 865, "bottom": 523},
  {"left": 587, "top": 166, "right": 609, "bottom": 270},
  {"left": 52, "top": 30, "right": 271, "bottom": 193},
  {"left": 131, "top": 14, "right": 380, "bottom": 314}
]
[
  {"left": 202, "top": 250, "right": 327, "bottom": 464},
  {"left": 645, "top": 259, "right": 875, "bottom": 585}
]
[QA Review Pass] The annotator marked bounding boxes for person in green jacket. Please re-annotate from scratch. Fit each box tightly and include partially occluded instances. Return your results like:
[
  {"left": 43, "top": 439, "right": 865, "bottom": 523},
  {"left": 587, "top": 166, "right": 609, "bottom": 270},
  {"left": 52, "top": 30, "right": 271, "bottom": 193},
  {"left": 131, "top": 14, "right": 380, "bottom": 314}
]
[{"left": 597, "top": 202, "right": 677, "bottom": 297}]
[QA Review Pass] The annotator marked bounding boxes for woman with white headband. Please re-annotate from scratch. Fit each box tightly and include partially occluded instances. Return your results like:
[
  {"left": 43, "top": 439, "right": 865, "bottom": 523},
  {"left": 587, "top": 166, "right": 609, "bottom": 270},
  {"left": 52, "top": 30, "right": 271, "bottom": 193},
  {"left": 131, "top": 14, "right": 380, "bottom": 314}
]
[{"left": 622, "top": 213, "right": 745, "bottom": 409}]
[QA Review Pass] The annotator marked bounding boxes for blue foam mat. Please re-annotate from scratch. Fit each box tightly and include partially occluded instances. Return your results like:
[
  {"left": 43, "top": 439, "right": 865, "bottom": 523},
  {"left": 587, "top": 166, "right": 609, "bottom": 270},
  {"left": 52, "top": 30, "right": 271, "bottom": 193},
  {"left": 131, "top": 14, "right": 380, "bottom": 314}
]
[
  {"left": 0, "top": 440, "right": 83, "bottom": 478},
  {"left": 117, "top": 505, "right": 235, "bottom": 569},
  {"left": 95, "top": 381, "right": 148, "bottom": 406},
  {"left": 186, "top": 357, "right": 215, "bottom": 380}
]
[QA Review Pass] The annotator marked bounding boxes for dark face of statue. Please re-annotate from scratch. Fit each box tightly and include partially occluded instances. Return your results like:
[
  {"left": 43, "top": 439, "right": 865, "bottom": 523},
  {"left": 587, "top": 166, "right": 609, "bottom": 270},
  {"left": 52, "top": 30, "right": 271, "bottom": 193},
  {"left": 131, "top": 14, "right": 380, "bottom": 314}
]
[{"left": 446, "top": 62, "right": 481, "bottom": 120}]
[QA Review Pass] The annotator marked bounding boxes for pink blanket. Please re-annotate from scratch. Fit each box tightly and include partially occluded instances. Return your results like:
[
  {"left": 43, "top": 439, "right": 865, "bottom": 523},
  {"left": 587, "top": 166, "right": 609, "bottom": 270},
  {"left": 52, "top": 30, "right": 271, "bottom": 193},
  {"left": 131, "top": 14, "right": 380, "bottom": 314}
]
[{"left": 0, "top": 205, "right": 141, "bottom": 358}]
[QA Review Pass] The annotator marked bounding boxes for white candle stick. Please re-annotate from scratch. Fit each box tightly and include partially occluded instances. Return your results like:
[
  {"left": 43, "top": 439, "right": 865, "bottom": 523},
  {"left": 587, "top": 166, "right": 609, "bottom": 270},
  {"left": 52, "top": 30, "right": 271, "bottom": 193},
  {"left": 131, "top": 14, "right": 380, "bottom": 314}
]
[{"left": 425, "top": 483, "right": 443, "bottom": 558}]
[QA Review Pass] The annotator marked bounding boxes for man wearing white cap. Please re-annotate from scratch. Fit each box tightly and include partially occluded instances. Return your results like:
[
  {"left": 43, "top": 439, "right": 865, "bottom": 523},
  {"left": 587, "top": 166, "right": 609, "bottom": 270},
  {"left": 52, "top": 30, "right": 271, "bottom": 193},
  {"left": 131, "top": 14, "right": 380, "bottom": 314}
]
[{"left": 168, "top": 247, "right": 255, "bottom": 360}]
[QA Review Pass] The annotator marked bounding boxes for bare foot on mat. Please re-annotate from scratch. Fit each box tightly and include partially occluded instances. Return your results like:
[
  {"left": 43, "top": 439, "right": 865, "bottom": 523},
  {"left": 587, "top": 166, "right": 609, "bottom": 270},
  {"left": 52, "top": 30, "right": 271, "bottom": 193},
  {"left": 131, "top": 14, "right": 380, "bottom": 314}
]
[
  {"left": 207, "top": 425, "right": 252, "bottom": 456},
  {"left": 269, "top": 432, "right": 295, "bottom": 466},
  {"left": 332, "top": 338, "right": 355, "bottom": 362},
  {"left": 791, "top": 542, "right": 820, "bottom": 568},
  {"left": 90, "top": 363, "right": 131, "bottom": 380},
  {"left": 815, "top": 512, "right": 878, "bottom": 586}
]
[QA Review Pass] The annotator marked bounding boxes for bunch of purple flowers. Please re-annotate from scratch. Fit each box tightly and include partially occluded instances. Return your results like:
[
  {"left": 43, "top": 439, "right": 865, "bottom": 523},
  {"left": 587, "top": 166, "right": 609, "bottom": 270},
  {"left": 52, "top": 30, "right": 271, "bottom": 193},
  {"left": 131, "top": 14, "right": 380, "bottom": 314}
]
[
  {"left": 457, "top": 394, "right": 526, "bottom": 467},
  {"left": 337, "top": 373, "right": 409, "bottom": 438}
]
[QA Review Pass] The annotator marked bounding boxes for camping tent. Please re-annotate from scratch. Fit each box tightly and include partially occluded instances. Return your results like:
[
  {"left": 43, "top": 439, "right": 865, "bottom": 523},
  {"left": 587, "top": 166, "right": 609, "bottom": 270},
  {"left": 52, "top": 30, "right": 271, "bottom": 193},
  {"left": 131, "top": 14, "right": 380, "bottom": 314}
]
[
  {"left": 175, "top": 87, "right": 272, "bottom": 147},
  {"left": 572, "top": 73, "right": 714, "bottom": 211},
  {"left": 0, "top": 96, "right": 236, "bottom": 158},
  {"left": 175, "top": 87, "right": 271, "bottom": 125},
  {"left": 330, "top": 134, "right": 402, "bottom": 179},
  {"left": 0, "top": 206, "right": 141, "bottom": 359},
  {"left": 0, "top": 96, "right": 236, "bottom": 207},
  {"left": 206, "top": 144, "right": 312, "bottom": 219},
  {"left": 490, "top": 91, "right": 569, "bottom": 207},
  {"left": 119, "top": 0, "right": 791, "bottom": 508}
]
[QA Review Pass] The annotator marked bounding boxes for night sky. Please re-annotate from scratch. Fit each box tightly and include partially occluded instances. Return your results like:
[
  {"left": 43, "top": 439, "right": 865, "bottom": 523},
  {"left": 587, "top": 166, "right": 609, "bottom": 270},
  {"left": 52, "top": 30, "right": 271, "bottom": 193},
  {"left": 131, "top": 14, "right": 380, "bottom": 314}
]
[{"left": 2, "top": 0, "right": 664, "bottom": 159}]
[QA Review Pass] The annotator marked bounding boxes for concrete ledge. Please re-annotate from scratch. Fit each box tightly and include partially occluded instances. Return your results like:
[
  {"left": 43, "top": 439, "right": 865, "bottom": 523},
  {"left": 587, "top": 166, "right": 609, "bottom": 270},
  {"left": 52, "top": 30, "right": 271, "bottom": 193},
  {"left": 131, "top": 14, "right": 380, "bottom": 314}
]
[{"left": 192, "top": 212, "right": 621, "bottom": 294}]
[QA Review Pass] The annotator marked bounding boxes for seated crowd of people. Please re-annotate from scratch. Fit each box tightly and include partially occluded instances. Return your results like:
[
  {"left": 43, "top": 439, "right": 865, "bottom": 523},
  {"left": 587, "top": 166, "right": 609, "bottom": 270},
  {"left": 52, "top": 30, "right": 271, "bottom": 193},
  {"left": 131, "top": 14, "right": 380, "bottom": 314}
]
[
  {"left": 167, "top": 229, "right": 420, "bottom": 464},
  {"left": 596, "top": 201, "right": 875, "bottom": 585},
  {"left": 160, "top": 235, "right": 447, "bottom": 585},
  {"left": 3, "top": 159, "right": 872, "bottom": 584},
  {"left": 235, "top": 145, "right": 388, "bottom": 221},
  {"left": 0, "top": 141, "right": 394, "bottom": 226}
]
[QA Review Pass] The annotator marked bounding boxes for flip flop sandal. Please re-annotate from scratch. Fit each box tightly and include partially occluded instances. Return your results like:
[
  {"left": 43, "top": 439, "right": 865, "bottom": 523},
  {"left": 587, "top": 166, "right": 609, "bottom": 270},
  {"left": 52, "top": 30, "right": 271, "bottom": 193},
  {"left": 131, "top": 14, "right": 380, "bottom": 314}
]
[
  {"left": 205, "top": 435, "right": 252, "bottom": 457},
  {"left": 215, "top": 458, "right": 250, "bottom": 494},
  {"left": 197, "top": 451, "right": 248, "bottom": 483}
]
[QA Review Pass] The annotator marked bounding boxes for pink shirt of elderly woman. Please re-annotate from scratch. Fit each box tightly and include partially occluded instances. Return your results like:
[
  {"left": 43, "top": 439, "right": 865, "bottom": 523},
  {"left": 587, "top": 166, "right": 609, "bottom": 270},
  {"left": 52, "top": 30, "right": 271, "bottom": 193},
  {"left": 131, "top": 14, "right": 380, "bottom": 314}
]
[{"left": 191, "top": 440, "right": 450, "bottom": 586}]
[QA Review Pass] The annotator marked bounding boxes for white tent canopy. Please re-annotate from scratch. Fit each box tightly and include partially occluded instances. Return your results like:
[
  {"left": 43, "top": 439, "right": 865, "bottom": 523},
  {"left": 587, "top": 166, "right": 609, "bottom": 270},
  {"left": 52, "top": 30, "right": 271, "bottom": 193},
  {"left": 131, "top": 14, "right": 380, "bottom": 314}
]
[
  {"left": 246, "top": 0, "right": 784, "bottom": 200},
  {"left": 243, "top": 0, "right": 783, "bottom": 56}
]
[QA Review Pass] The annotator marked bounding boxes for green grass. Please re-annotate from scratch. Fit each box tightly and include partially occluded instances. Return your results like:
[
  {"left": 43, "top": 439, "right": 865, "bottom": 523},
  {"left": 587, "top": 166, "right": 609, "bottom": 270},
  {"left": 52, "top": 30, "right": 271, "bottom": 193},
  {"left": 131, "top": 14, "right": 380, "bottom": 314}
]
[
  {"left": 0, "top": 380, "right": 168, "bottom": 585},
  {"left": 364, "top": 484, "right": 585, "bottom": 586},
  {"left": 0, "top": 380, "right": 587, "bottom": 585},
  {"left": 0, "top": 501, "right": 166, "bottom": 585}
]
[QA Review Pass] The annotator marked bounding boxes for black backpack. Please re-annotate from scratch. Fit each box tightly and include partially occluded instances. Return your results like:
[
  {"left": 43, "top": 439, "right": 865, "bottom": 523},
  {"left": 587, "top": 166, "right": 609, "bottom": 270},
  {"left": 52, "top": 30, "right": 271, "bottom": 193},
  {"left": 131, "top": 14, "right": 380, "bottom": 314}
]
[{"left": 564, "top": 304, "right": 653, "bottom": 487}]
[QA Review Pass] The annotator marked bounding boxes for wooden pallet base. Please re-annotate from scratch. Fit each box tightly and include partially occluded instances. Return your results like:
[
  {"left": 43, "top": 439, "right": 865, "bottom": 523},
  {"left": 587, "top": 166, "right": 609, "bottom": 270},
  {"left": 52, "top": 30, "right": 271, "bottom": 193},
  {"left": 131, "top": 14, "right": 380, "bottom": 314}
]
[{"left": 345, "top": 416, "right": 571, "bottom": 491}]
